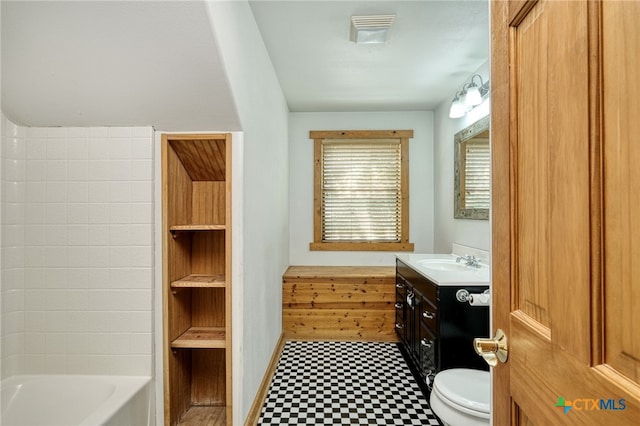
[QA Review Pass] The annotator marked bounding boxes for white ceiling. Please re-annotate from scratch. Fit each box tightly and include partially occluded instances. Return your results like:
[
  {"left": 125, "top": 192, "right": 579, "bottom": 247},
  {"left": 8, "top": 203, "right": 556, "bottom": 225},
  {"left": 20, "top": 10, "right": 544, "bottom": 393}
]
[
  {"left": 1, "top": 1, "right": 489, "bottom": 130},
  {"left": 1, "top": 1, "right": 240, "bottom": 131},
  {"left": 249, "top": 0, "right": 489, "bottom": 112}
]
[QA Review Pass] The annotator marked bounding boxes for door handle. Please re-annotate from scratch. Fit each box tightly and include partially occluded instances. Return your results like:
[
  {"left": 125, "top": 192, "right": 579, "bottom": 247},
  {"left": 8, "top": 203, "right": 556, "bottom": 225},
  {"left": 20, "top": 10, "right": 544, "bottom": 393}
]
[{"left": 473, "top": 328, "right": 508, "bottom": 367}]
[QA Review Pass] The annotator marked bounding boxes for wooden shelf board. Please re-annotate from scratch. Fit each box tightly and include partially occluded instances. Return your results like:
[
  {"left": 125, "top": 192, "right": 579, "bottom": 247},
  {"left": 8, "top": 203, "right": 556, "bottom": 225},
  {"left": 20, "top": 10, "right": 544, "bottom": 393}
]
[
  {"left": 170, "top": 224, "right": 225, "bottom": 232},
  {"left": 177, "top": 405, "right": 226, "bottom": 426},
  {"left": 171, "top": 274, "right": 226, "bottom": 288},
  {"left": 172, "top": 327, "right": 226, "bottom": 349}
]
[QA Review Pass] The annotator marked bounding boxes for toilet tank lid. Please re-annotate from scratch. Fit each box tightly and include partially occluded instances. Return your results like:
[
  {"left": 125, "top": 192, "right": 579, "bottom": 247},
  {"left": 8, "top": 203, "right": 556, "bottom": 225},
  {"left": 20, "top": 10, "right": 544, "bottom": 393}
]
[{"left": 433, "top": 368, "right": 490, "bottom": 414}]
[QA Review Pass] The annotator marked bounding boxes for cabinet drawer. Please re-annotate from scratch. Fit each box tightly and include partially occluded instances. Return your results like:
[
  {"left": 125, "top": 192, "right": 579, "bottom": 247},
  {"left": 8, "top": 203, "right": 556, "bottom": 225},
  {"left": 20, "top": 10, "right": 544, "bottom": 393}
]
[{"left": 419, "top": 296, "right": 437, "bottom": 331}]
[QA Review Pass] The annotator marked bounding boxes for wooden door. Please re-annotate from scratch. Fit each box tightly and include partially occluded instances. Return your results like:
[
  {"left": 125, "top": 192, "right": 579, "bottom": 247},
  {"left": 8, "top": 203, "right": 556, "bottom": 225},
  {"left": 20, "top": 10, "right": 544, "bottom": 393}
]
[{"left": 491, "top": 0, "right": 640, "bottom": 424}]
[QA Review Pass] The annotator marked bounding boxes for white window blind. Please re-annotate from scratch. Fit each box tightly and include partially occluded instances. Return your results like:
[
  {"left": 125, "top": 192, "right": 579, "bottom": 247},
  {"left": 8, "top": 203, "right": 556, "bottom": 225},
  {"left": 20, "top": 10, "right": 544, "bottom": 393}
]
[
  {"left": 321, "top": 139, "right": 401, "bottom": 242},
  {"left": 463, "top": 139, "right": 490, "bottom": 209}
]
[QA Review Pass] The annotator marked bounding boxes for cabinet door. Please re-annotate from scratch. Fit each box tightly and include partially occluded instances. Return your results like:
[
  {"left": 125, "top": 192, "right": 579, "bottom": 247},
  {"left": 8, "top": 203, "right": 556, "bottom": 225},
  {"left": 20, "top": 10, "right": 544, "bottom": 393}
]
[
  {"left": 409, "top": 285, "right": 423, "bottom": 360},
  {"left": 419, "top": 293, "right": 437, "bottom": 334},
  {"left": 419, "top": 321, "right": 436, "bottom": 388}
]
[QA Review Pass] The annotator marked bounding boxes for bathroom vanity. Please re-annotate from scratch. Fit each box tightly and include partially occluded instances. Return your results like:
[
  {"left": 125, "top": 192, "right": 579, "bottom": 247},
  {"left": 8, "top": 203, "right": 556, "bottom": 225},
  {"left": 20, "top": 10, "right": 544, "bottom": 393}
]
[{"left": 395, "top": 254, "right": 490, "bottom": 390}]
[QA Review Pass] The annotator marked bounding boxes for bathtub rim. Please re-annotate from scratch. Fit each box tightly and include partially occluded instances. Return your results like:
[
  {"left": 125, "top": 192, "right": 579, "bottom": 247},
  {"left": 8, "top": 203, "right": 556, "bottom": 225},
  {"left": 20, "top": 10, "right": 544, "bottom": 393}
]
[{"left": 1, "top": 374, "right": 151, "bottom": 426}]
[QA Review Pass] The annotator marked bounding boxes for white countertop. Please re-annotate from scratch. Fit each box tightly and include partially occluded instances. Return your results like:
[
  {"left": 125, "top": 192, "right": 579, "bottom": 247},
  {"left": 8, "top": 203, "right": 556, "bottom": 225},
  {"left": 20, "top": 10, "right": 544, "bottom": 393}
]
[{"left": 396, "top": 253, "right": 491, "bottom": 286}]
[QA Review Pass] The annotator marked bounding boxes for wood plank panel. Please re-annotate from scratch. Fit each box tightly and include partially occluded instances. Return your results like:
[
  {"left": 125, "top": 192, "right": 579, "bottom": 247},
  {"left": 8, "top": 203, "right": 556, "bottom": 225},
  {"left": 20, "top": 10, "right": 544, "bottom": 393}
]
[
  {"left": 192, "top": 288, "right": 225, "bottom": 328},
  {"left": 172, "top": 274, "right": 226, "bottom": 289},
  {"left": 191, "top": 232, "right": 225, "bottom": 276},
  {"left": 192, "top": 181, "right": 226, "bottom": 225},
  {"left": 177, "top": 406, "right": 226, "bottom": 426},
  {"left": 282, "top": 266, "right": 397, "bottom": 341},
  {"left": 167, "top": 350, "right": 192, "bottom": 426},
  {"left": 545, "top": 0, "right": 591, "bottom": 366},
  {"left": 603, "top": 0, "right": 640, "bottom": 382},
  {"left": 169, "top": 138, "right": 226, "bottom": 181},
  {"left": 168, "top": 285, "right": 193, "bottom": 342},
  {"left": 166, "top": 140, "right": 193, "bottom": 227},
  {"left": 284, "top": 266, "right": 395, "bottom": 282},
  {"left": 310, "top": 130, "right": 413, "bottom": 139},
  {"left": 515, "top": 0, "right": 551, "bottom": 328},
  {"left": 283, "top": 309, "right": 397, "bottom": 341},
  {"left": 191, "top": 349, "right": 226, "bottom": 406},
  {"left": 510, "top": 312, "right": 640, "bottom": 424},
  {"left": 168, "top": 233, "right": 193, "bottom": 285},
  {"left": 170, "top": 225, "right": 225, "bottom": 232},
  {"left": 490, "top": 0, "right": 511, "bottom": 422},
  {"left": 283, "top": 283, "right": 395, "bottom": 305},
  {"left": 171, "top": 327, "right": 226, "bottom": 349}
]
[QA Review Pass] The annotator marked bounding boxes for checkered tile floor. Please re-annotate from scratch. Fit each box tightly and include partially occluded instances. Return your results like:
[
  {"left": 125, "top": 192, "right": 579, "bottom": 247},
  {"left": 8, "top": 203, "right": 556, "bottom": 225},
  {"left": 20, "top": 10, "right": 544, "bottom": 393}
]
[{"left": 258, "top": 341, "right": 441, "bottom": 425}]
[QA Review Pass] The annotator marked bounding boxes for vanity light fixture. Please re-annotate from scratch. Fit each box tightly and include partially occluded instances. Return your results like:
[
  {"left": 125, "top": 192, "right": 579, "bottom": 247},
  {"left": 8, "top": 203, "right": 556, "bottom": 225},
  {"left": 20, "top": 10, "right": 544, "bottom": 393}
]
[
  {"left": 350, "top": 14, "right": 396, "bottom": 44},
  {"left": 449, "top": 91, "right": 466, "bottom": 119},
  {"left": 449, "top": 74, "right": 490, "bottom": 118}
]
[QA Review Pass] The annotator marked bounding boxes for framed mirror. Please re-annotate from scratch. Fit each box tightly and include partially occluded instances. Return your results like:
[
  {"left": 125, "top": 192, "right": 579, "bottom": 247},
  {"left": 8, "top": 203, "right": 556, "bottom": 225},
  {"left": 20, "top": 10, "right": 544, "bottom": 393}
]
[{"left": 454, "top": 115, "right": 490, "bottom": 220}]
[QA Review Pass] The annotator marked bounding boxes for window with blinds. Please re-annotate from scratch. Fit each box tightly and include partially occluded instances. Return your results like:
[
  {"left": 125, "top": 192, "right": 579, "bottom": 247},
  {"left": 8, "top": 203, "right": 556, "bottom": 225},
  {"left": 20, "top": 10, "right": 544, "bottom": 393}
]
[
  {"left": 462, "top": 138, "right": 490, "bottom": 209},
  {"left": 321, "top": 139, "right": 401, "bottom": 242},
  {"left": 310, "top": 130, "right": 414, "bottom": 252}
]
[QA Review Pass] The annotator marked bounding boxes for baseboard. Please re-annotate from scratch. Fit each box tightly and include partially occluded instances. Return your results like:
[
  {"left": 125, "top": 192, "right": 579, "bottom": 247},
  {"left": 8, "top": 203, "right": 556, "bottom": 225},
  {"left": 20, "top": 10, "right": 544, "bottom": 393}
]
[{"left": 243, "top": 332, "right": 286, "bottom": 426}]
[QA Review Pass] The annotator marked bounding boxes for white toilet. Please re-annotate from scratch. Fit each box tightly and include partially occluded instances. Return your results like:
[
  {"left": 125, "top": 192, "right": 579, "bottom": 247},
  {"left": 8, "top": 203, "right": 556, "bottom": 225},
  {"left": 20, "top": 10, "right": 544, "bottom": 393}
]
[{"left": 429, "top": 368, "right": 490, "bottom": 426}]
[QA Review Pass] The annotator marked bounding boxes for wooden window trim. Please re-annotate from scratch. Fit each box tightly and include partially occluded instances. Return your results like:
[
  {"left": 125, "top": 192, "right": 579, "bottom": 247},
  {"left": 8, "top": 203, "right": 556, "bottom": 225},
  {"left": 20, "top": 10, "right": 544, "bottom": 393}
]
[{"left": 310, "top": 129, "right": 415, "bottom": 252}]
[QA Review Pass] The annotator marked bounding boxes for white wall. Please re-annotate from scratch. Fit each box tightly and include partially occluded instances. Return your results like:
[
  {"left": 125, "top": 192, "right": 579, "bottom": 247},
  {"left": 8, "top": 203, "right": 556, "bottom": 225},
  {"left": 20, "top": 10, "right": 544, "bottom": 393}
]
[
  {"left": 205, "top": 2, "right": 290, "bottom": 423},
  {"left": 1, "top": 114, "right": 25, "bottom": 378},
  {"left": 0, "top": 115, "right": 155, "bottom": 378},
  {"left": 433, "top": 62, "right": 491, "bottom": 254},
  {"left": 289, "top": 111, "right": 434, "bottom": 266}
]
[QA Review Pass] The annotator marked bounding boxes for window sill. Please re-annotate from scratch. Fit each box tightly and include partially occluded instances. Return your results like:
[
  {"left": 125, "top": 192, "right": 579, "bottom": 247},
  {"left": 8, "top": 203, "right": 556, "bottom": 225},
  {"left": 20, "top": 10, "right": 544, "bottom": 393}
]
[{"left": 309, "top": 242, "right": 415, "bottom": 252}]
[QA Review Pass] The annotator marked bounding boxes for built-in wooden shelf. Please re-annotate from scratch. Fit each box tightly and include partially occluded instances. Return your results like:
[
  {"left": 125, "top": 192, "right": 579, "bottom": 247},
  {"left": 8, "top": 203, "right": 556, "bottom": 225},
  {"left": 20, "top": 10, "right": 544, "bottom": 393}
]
[
  {"left": 170, "top": 224, "right": 225, "bottom": 238},
  {"left": 171, "top": 274, "right": 226, "bottom": 289},
  {"left": 163, "top": 134, "right": 232, "bottom": 425},
  {"left": 171, "top": 327, "right": 226, "bottom": 349}
]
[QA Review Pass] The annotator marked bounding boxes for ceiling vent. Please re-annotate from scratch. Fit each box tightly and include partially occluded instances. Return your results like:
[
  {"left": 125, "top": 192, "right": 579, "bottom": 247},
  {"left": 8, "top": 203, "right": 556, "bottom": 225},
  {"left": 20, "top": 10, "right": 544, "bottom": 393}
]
[{"left": 350, "top": 14, "right": 396, "bottom": 44}]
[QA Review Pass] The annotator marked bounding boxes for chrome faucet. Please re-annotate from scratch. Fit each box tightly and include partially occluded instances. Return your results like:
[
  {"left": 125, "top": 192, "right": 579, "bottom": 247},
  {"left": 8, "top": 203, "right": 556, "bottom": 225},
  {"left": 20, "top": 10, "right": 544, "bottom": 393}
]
[{"left": 456, "top": 255, "right": 481, "bottom": 268}]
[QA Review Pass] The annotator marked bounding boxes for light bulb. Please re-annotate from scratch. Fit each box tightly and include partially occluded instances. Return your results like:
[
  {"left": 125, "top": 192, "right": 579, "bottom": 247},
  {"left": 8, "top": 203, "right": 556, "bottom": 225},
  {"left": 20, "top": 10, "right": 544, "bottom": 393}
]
[
  {"left": 465, "top": 85, "right": 482, "bottom": 107},
  {"left": 449, "top": 98, "right": 465, "bottom": 118}
]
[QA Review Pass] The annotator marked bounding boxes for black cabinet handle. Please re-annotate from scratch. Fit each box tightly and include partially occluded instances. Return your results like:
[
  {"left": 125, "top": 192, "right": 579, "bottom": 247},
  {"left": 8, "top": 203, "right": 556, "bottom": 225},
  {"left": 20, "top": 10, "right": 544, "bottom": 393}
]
[{"left": 422, "top": 311, "right": 435, "bottom": 320}]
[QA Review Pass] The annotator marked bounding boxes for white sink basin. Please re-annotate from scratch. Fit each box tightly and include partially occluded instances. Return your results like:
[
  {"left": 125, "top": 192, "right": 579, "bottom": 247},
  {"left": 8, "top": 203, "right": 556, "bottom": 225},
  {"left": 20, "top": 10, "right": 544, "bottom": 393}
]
[
  {"left": 416, "top": 258, "right": 475, "bottom": 272},
  {"left": 396, "top": 253, "right": 490, "bottom": 285}
]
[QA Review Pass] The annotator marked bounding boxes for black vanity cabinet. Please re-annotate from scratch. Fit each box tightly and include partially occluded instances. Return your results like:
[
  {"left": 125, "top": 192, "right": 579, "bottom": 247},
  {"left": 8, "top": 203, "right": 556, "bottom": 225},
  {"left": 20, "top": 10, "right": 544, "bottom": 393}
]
[{"left": 396, "top": 259, "right": 490, "bottom": 389}]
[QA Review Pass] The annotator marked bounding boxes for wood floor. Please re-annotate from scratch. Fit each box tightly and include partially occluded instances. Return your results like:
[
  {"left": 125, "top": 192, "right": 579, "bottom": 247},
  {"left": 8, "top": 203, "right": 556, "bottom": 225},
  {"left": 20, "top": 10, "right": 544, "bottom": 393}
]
[{"left": 177, "top": 406, "right": 226, "bottom": 426}]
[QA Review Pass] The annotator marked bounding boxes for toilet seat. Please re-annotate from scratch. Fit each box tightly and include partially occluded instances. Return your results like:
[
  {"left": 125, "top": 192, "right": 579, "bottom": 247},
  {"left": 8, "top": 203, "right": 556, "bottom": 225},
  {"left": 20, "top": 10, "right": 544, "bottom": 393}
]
[{"left": 432, "top": 368, "right": 490, "bottom": 418}]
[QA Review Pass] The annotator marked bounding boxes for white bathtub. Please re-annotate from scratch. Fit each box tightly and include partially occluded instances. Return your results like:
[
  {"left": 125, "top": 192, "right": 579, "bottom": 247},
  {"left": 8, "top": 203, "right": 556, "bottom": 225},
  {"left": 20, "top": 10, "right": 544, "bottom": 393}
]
[{"left": 1, "top": 375, "right": 151, "bottom": 426}]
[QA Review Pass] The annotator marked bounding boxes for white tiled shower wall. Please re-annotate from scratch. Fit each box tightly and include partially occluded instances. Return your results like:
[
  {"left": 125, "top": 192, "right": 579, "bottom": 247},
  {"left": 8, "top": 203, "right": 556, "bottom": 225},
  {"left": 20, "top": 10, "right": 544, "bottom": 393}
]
[{"left": 1, "top": 114, "right": 155, "bottom": 378}]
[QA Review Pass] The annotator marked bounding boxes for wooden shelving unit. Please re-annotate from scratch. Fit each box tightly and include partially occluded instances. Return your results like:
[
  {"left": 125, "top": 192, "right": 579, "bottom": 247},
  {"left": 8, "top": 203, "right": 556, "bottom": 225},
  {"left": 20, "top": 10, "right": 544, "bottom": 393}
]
[
  {"left": 162, "top": 134, "right": 232, "bottom": 426},
  {"left": 171, "top": 327, "right": 226, "bottom": 349}
]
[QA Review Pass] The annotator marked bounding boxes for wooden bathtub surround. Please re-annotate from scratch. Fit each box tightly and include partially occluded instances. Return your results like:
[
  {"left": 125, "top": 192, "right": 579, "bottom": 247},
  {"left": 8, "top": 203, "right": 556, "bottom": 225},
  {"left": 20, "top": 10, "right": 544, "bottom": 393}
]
[
  {"left": 162, "top": 134, "right": 232, "bottom": 426},
  {"left": 283, "top": 266, "right": 398, "bottom": 342}
]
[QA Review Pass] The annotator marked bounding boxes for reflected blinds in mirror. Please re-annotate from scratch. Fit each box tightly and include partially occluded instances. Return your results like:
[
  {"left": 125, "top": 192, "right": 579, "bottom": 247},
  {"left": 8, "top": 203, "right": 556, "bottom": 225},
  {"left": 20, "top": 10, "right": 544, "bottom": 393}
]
[
  {"left": 321, "top": 139, "right": 401, "bottom": 242},
  {"left": 463, "top": 138, "right": 490, "bottom": 209}
]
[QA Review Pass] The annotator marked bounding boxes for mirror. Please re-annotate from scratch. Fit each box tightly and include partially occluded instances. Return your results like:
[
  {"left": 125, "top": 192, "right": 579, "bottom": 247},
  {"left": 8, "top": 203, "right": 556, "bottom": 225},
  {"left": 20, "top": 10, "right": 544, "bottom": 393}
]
[{"left": 454, "top": 115, "right": 490, "bottom": 220}]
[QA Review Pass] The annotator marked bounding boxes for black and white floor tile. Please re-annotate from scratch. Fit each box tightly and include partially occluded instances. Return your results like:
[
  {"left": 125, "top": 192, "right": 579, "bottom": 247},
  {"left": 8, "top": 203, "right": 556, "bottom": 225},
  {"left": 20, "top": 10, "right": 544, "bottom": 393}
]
[{"left": 258, "top": 341, "right": 441, "bottom": 425}]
